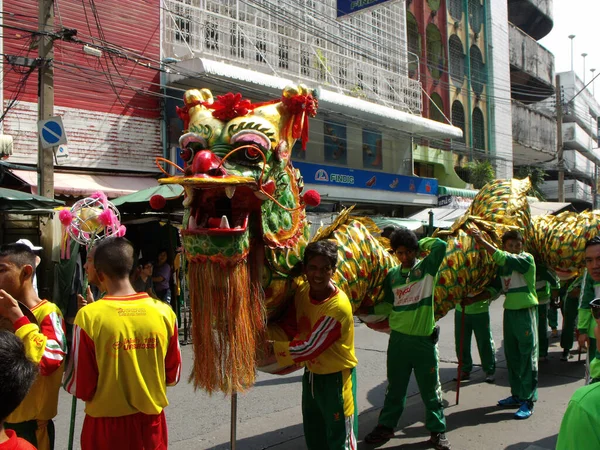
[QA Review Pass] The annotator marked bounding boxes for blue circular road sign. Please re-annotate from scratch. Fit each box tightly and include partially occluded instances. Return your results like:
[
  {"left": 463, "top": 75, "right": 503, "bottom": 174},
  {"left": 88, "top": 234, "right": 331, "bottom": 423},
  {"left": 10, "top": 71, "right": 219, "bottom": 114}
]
[{"left": 41, "top": 121, "right": 63, "bottom": 145}]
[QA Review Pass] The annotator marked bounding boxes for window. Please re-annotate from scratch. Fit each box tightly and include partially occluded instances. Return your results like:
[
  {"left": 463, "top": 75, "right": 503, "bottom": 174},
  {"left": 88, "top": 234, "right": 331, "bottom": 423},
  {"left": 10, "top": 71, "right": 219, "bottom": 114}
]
[
  {"left": 468, "top": 0, "right": 483, "bottom": 34},
  {"left": 256, "top": 33, "right": 267, "bottom": 64},
  {"left": 174, "top": 0, "right": 191, "bottom": 44},
  {"left": 451, "top": 101, "right": 466, "bottom": 144},
  {"left": 415, "top": 162, "right": 435, "bottom": 178},
  {"left": 429, "top": 93, "right": 445, "bottom": 123},
  {"left": 448, "top": 0, "right": 463, "bottom": 21},
  {"left": 301, "top": 50, "right": 311, "bottom": 76},
  {"left": 426, "top": 24, "right": 444, "bottom": 80},
  {"left": 470, "top": 45, "right": 486, "bottom": 95},
  {"left": 278, "top": 38, "right": 289, "bottom": 69},
  {"left": 205, "top": 20, "right": 218, "bottom": 50},
  {"left": 406, "top": 13, "right": 421, "bottom": 78},
  {"left": 449, "top": 35, "right": 465, "bottom": 87},
  {"left": 472, "top": 107, "right": 486, "bottom": 151},
  {"left": 230, "top": 23, "right": 245, "bottom": 58}
]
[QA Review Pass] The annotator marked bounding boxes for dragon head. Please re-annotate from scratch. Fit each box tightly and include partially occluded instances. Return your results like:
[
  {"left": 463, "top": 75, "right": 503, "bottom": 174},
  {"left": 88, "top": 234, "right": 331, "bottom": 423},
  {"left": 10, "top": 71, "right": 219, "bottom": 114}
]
[{"left": 160, "top": 86, "right": 318, "bottom": 394}]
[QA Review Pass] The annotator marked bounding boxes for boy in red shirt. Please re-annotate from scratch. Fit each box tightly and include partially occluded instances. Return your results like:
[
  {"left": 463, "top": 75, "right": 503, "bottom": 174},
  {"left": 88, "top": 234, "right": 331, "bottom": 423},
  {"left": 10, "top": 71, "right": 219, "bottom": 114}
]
[
  {"left": 0, "top": 330, "right": 38, "bottom": 450},
  {"left": 0, "top": 243, "right": 67, "bottom": 450},
  {"left": 63, "top": 237, "right": 182, "bottom": 450}
]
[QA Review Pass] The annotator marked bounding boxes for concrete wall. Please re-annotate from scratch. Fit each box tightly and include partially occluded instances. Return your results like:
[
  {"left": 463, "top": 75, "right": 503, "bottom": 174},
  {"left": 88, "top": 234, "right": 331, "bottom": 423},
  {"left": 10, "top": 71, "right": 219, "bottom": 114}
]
[
  {"left": 509, "top": 23, "right": 554, "bottom": 88},
  {"left": 487, "top": 0, "right": 513, "bottom": 178},
  {"left": 511, "top": 100, "right": 556, "bottom": 163}
]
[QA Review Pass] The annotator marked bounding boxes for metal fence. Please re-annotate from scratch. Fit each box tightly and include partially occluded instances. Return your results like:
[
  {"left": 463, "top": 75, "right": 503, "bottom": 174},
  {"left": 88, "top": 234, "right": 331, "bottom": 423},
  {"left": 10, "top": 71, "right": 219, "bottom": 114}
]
[{"left": 163, "top": 0, "right": 423, "bottom": 114}]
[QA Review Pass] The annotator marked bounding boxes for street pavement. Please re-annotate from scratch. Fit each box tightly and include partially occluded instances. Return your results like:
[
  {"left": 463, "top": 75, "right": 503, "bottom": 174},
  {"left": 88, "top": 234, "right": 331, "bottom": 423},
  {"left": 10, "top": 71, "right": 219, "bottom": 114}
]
[{"left": 54, "top": 299, "right": 585, "bottom": 449}]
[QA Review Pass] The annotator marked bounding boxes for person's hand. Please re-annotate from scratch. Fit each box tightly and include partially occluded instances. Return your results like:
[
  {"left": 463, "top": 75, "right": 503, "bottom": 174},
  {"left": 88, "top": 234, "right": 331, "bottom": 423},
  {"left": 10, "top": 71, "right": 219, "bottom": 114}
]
[
  {"left": 257, "top": 340, "right": 276, "bottom": 366},
  {"left": 468, "top": 228, "right": 484, "bottom": 243},
  {"left": 578, "top": 333, "right": 589, "bottom": 350},
  {"left": 77, "top": 286, "right": 95, "bottom": 310},
  {"left": 0, "top": 289, "right": 24, "bottom": 323}
]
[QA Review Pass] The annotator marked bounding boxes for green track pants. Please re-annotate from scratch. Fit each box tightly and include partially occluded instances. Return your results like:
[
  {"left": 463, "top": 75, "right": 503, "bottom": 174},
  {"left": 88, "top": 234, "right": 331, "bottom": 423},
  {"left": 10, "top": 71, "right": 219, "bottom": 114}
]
[
  {"left": 378, "top": 331, "right": 445, "bottom": 433},
  {"left": 560, "top": 295, "right": 579, "bottom": 353},
  {"left": 302, "top": 368, "right": 357, "bottom": 450},
  {"left": 538, "top": 303, "right": 549, "bottom": 357},
  {"left": 503, "top": 307, "right": 538, "bottom": 402},
  {"left": 454, "top": 310, "right": 495, "bottom": 374},
  {"left": 548, "top": 304, "right": 559, "bottom": 329}
]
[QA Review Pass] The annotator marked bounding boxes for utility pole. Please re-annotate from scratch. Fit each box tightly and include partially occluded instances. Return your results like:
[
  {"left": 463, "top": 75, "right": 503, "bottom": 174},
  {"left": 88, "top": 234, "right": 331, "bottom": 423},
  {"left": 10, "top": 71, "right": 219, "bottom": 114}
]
[
  {"left": 556, "top": 74, "right": 564, "bottom": 203},
  {"left": 38, "top": 0, "right": 55, "bottom": 300}
]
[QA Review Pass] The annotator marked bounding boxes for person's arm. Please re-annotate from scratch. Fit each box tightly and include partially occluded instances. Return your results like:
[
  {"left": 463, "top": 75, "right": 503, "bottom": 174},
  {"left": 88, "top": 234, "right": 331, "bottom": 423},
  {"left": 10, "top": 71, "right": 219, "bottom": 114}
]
[
  {"left": 578, "top": 271, "right": 594, "bottom": 346},
  {"left": 462, "top": 277, "right": 501, "bottom": 306},
  {"left": 63, "top": 323, "right": 98, "bottom": 401},
  {"left": 165, "top": 321, "right": 182, "bottom": 386},
  {"left": 0, "top": 290, "right": 67, "bottom": 374},
  {"left": 273, "top": 315, "right": 342, "bottom": 366},
  {"left": 469, "top": 229, "right": 497, "bottom": 255},
  {"left": 419, "top": 237, "right": 447, "bottom": 274},
  {"left": 373, "top": 274, "right": 393, "bottom": 317}
]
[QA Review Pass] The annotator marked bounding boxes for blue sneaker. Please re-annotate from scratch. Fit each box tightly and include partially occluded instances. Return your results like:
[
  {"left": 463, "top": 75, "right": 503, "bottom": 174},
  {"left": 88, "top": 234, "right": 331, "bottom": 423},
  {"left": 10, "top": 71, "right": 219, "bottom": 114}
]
[
  {"left": 497, "top": 396, "right": 523, "bottom": 408},
  {"left": 514, "top": 402, "right": 533, "bottom": 419}
]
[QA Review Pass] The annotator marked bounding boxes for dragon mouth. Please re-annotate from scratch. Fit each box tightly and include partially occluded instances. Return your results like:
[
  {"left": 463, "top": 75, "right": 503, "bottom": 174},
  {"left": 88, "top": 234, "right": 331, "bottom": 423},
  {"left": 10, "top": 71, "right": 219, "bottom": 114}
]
[{"left": 183, "top": 185, "right": 257, "bottom": 235}]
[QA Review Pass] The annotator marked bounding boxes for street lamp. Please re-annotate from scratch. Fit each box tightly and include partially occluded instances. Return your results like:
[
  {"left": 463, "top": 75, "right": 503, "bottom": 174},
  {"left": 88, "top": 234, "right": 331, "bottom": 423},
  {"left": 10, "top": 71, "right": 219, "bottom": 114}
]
[
  {"left": 592, "top": 68, "right": 597, "bottom": 95},
  {"left": 582, "top": 53, "right": 588, "bottom": 84},
  {"left": 569, "top": 35, "right": 576, "bottom": 72}
]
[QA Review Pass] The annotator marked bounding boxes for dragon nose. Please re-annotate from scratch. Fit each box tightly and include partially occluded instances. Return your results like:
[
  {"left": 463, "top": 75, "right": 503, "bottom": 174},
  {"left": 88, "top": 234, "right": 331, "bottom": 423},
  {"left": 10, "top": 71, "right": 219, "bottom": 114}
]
[{"left": 192, "top": 150, "right": 221, "bottom": 174}]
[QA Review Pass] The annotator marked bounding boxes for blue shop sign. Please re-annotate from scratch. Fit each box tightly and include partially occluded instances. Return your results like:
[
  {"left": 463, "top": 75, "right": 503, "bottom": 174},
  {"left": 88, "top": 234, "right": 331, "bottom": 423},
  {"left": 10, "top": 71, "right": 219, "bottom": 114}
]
[
  {"left": 337, "top": 0, "right": 397, "bottom": 18},
  {"left": 293, "top": 161, "right": 437, "bottom": 196}
]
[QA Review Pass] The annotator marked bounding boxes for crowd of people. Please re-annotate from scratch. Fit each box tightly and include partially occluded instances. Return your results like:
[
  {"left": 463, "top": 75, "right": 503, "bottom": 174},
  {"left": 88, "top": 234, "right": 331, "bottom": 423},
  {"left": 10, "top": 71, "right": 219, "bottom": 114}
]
[{"left": 0, "top": 226, "right": 599, "bottom": 450}]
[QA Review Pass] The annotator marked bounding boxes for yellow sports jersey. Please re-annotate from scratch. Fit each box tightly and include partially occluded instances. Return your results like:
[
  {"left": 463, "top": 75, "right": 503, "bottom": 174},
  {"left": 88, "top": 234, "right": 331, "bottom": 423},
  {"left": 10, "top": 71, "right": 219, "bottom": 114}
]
[
  {"left": 274, "top": 283, "right": 357, "bottom": 375},
  {"left": 8, "top": 300, "right": 67, "bottom": 423},
  {"left": 63, "top": 293, "right": 182, "bottom": 418}
]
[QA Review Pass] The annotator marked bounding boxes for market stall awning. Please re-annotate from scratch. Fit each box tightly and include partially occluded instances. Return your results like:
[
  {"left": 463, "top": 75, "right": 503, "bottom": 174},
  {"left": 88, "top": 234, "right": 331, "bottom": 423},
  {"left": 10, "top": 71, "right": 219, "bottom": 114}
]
[
  {"left": 10, "top": 170, "right": 159, "bottom": 199},
  {"left": 529, "top": 201, "right": 573, "bottom": 216},
  {"left": 372, "top": 217, "right": 425, "bottom": 232},
  {"left": 438, "top": 186, "right": 479, "bottom": 198},
  {"left": 112, "top": 184, "right": 184, "bottom": 215},
  {"left": 0, "top": 187, "right": 64, "bottom": 211},
  {"left": 408, "top": 207, "right": 467, "bottom": 229}
]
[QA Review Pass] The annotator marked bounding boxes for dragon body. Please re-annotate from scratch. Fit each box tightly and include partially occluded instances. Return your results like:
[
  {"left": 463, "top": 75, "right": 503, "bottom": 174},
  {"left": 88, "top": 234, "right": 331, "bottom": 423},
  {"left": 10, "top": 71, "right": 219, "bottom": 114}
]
[{"left": 163, "top": 86, "right": 600, "bottom": 395}]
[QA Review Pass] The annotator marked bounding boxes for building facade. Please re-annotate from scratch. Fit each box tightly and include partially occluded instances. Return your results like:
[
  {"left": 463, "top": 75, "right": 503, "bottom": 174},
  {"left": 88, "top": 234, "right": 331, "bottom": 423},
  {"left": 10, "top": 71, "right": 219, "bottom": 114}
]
[
  {"left": 1, "top": 0, "right": 163, "bottom": 197},
  {"left": 540, "top": 71, "right": 600, "bottom": 209}
]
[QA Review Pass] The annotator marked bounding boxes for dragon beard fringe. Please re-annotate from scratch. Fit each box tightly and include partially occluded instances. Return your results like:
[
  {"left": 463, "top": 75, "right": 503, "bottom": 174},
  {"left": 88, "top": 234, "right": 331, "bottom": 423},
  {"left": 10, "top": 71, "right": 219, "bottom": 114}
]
[{"left": 188, "top": 258, "right": 266, "bottom": 394}]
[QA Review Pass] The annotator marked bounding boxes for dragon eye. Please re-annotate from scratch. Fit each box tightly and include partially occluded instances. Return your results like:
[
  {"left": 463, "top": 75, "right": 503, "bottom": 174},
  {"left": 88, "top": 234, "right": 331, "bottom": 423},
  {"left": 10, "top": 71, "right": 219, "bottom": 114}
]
[
  {"left": 245, "top": 146, "right": 261, "bottom": 161},
  {"left": 180, "top": 147, "right": 192, "bottom": 163}
]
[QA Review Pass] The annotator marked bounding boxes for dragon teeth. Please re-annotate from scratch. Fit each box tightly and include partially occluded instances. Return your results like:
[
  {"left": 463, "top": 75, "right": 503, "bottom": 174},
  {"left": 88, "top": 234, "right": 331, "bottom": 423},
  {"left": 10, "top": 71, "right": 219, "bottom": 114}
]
[
  {"left": 183, "top": 187, "right": 194, "bottom": 207},
  {"left": 219, "top": 215, "right": 230, "bottom": 229},
  {"left": 225, "top": 186, "right": 236, "bottom": 199}
]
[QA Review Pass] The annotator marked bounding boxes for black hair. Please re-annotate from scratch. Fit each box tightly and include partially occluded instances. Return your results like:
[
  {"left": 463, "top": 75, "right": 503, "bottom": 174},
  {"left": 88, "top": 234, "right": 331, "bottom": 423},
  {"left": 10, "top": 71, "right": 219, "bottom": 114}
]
[
  {"left": 0, "top": 330, "right": 38, "bottom": 422},
  {"left": 502, "top": 230, "right": 524, "bottom": 245},
  {"left": 94, "top": 237, "right": 135, "bottom": 280},
  {"left": 303, "top": 240, "right": 338, "bottom": 268},
  {"left": 585, "top": 236, "right": 600, "bottom": 250},
  {"left": 381, "top": 226, "right": 399, "bottom": 239},
  {"left": 389, "top": 227, "right": 418, "bottom": 252},
  {"left": 139, "top": 257, "right": 153, "bottom": 267},
  {"left": 0, "top": 243, "right": 36, "bottom": 271}
]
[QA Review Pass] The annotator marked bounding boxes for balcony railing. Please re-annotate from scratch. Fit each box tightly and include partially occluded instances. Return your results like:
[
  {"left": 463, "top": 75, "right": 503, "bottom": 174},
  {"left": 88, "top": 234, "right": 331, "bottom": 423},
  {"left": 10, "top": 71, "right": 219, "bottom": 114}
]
[{"left": 162, "top": 0, "right": 422, "bottom": 114}]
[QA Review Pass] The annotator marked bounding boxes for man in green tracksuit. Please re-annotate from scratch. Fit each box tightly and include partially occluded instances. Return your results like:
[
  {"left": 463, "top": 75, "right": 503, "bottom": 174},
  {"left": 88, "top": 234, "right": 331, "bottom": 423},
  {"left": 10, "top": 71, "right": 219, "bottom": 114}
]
[
  {"left": 364, "top": 229, "right": 450, "bottom": 450},
  {"left": 454, "top": 297, "right": 495, "bottom": 383},
  {"left": 578, "top": 268, "right": 600, "bottom": 372},
  {"left": 468, "top": 229, "right": 538, "bottom": 420},
  {"left": 535, "top": 263, "right": 560, "bottom": 360},
  {"left": 578, "top": 237, "right": 600, "bottom": 382},
  {"left": 560, "top": 274, "right": 583, "bottom": 360},
  {"left": 556, "top": 382, "right": 600, "bottom": 449}
]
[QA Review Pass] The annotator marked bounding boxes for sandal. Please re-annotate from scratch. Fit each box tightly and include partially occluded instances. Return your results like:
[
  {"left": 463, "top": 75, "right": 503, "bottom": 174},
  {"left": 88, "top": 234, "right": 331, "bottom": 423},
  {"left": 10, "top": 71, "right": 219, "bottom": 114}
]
[{"left": 364, "top": 425, "right": 395, "bottom": 444}]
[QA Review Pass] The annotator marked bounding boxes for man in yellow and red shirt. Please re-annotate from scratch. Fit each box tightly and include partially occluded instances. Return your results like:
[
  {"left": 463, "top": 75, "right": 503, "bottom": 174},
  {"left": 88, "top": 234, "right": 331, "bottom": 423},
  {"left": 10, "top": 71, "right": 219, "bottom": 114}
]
[
  {"left": 271, "top": 240, "right": 357, "bottom": 450},
  {"left": 0, "top": 243, "right": 67, "bottom": 450},
  {"left": 63, "top": 237, "right": 181, "bottom": 450}
]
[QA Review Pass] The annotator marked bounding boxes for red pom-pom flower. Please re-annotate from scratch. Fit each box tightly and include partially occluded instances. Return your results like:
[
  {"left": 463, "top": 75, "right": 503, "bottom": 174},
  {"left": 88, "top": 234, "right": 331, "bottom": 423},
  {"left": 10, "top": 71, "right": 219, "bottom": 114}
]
[
  {"left": 150, "top": 194, "right": 167, "bottom": 210},
  {"left": 303, "top": 190, "right": 321, "bottom": 207},
  {"left": 59, "top": 209, "right": 74, "bottom": 227}
]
